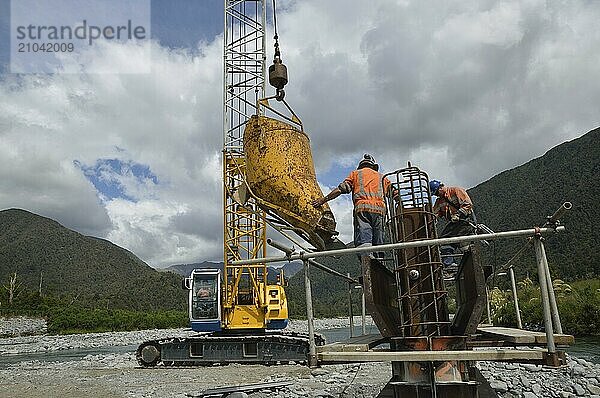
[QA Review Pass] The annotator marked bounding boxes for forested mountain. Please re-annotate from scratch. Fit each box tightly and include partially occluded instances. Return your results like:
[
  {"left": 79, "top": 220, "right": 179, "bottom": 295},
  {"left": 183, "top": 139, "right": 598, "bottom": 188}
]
[
  {"left": 0, "top": 209, "right": 186, "bottom": 310},
  {"left": 165, "top": 261, "right": 304, "bottom": 280},
  {"left": 469, "top": 127, "right": 599, "bottom": 280},
  {"left": 165, "top": 261, "right": 224, "bottom": 276}
]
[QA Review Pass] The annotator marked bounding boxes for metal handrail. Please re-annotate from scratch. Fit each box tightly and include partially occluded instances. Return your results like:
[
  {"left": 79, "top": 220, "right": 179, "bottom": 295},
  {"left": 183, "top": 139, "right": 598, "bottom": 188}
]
[
  {"left": 231, "top": 226, "right": 565, "bottom": 266},
  {"left": 497, "top": 202, "right": 572, "bottom": 273}
]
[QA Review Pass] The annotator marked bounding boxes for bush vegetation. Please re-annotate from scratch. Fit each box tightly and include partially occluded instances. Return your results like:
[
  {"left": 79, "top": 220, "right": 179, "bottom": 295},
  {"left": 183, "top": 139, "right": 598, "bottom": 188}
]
[
  {"left": 490, "top": 278, "right": 600, "bottom": 336},
  {"left": 0, "top": 288, "right": 188, "bottom": 334},
  {"left": 46, "top": 306, "right": 188, "bottom": 334}
]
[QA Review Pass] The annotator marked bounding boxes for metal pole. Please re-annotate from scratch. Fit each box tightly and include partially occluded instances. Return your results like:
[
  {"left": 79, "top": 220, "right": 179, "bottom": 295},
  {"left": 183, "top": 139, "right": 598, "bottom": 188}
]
[
  {"left": 485, "top": 286, "right": 492, "bottom": 324},
  {"left": 533, "top": 236, "right": 556, "bottom": 354},
  {"left": 303, "top": 259, "right": 317, "bottom": 367},
  {"left": 267, "top": 238, "right": 359, "bottom": 283},
  {"left": 509, "top": 267, "right": 523, "bottom": 329},
  {"left": 542, "top": 244, "right": 563, "bottom": 334},
  {"left": 232, "top": 226, "right": 565, "bottom": 266},
  {"left": 348, "top": 273, "right": 354, "bottom": 338},
  {"left": 361, "top": 286, "right": 366, "bottom": 336},
  {"left": 497, "top": 202, "right": 572, "bottom": 272}
]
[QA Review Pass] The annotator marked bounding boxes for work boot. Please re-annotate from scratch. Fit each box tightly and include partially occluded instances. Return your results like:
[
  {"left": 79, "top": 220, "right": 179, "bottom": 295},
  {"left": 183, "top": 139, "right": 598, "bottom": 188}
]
[
  {"left": 440, "top": 246, "right": 456, "bottom": 266},
  {"left": 458, "top": 243, "right": 473, "bottom": 253}
]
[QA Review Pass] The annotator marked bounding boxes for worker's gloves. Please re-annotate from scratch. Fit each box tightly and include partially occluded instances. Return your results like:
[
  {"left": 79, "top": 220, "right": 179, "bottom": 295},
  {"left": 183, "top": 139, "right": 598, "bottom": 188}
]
[
  {"left": 311, "top": 198, "right": 324, "bottom": 208},
  {"left": 450, "top": 213, "right": 460, "bottom": 223},
  {"left": 458, "top": 207, "right": 471, "bottom": 218}
]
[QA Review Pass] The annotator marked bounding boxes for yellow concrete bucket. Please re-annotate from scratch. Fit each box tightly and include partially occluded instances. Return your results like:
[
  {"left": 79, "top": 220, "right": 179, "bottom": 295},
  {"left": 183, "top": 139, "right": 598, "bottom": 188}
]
[{"left": 243, "top": 115, "right": 338, "bottom": 250}]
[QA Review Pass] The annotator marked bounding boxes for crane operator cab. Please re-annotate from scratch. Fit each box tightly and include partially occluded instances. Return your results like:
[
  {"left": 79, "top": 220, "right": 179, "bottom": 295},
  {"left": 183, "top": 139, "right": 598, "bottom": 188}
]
[{"left": 182, "top": 269, "right": 221, "bottom": 332}]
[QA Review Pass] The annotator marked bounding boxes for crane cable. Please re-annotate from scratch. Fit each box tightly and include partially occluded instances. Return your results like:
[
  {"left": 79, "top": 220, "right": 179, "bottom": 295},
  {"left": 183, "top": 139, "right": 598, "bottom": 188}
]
[
  {"left": 272, "top": 0, "right": 279, "bottom": 51},
  {"left": 269, "top": 0, "right": 288, "bottom": 100}
]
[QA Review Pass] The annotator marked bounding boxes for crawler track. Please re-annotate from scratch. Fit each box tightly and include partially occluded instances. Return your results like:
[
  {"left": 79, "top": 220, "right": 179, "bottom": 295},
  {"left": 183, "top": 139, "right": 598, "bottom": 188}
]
[{"left": 136, "top": 331, "right": 324, "bottom": 367}]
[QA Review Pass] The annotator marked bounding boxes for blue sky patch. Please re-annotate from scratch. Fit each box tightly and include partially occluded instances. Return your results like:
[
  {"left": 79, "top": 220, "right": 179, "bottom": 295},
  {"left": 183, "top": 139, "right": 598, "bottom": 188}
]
[
  {"left": 151, "top": 0, "right": 221, "bottom": 50},
  {"left": 75, "top": 158, "right": 159, "bottom": 202},
  {"left": 320, "top": 164, "right": 354, "bottom": 188},
  {"left": 0, "top": 0, "right": 222, "bottom": 72}
]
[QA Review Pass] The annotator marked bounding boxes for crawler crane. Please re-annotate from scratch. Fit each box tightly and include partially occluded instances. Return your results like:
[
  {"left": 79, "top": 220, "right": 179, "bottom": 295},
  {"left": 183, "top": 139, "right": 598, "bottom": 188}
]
[{"left": 136, "top": 0, "right": 334, "bottom": 367}]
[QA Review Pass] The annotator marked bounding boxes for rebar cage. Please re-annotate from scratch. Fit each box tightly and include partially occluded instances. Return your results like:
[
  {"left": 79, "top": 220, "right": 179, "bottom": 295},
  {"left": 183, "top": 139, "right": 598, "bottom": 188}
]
[{"left": 383, "top": 165, "right": 450, "bottom": 337}]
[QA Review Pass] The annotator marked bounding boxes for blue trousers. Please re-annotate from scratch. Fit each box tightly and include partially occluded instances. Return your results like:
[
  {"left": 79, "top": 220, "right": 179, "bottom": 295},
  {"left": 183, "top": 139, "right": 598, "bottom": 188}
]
[{"left": 353, "top": 211, "right": 384, "bottom": 248}]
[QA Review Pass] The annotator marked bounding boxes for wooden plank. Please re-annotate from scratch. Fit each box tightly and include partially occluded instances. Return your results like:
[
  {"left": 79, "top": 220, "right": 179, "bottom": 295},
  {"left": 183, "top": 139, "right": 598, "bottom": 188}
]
[
  {"left": 317, "top": 334, "right": 387, "bottom": 353},
  {"left": 477, "top": 327, "right": 537, "bottom": 343},
  {"left": 317, "top": 343, "right": 369, "bottom": 353},
  {"left": 343, "top": 333, "right": 385, "bottom": 344},
  {"left": 318, "top": 349, "right": 545, "bottom": 363},
  {"left": 535, "top": 333, "right": 575, "bottom": 345},
  {"left": 477, "top": 326, "right": 574, "bottom": 346}
]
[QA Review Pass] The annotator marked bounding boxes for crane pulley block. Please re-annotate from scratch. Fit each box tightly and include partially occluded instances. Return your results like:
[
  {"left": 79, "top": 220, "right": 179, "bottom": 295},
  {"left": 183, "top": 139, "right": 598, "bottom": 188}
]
[{"left": 269, "top": 60, "right": 288, "bottom": 90}]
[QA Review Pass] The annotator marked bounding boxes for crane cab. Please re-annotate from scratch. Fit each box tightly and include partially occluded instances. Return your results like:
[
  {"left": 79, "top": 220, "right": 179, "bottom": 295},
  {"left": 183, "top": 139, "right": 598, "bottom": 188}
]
[{"left": 182, "top": 269, "right": 222, "bottom": 332}]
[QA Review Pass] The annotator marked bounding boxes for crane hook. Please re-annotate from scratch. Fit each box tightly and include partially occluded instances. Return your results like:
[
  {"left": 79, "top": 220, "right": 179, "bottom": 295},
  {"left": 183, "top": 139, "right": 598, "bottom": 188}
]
[{"left": 269, "top": 35, "right": 288, "bottom": 101}]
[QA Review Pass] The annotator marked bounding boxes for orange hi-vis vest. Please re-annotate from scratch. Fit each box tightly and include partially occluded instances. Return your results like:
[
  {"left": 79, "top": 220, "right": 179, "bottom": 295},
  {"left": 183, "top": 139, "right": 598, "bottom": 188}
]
[
  {"left": 340, "top": 168, "right": 391, "bottom": 215},
  {"left": 433, "top": 186, "right": 473, "bottom": 220}
]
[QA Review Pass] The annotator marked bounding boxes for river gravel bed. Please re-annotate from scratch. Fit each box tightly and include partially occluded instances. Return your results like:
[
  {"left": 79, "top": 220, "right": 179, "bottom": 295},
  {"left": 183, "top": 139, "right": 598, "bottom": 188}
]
[
  {"left": 1, "top": 317, "right": 599, "bottom": 397},
  {"left": 0, "top": 317, "right": 375, "bottom": 355}
]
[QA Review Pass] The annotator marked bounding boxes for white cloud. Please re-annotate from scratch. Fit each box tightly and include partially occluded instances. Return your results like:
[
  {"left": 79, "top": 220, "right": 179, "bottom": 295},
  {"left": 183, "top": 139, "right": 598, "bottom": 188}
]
[
  {"left": 434, "top": 2, "right": 525, "bottom": 48},
  {"left": 0, "top": 39, "right": 223, "bottom": 266},
  {"left": 317, "top": 182, "right": 353, "bottom": 246},
  {"left": 2, "top": 0, "right": 599, "bottom": 266},
  {"left": 280, "top": 0, "right": 600, "bottom": 187}
]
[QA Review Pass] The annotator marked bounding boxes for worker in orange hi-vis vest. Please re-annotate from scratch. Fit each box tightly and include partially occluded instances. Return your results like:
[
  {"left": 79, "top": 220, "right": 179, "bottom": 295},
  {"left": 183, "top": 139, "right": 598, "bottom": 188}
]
[
  {"left": 429, "top": 179, "right": 476, "bottom": 246},
  {"left": 312, "top": 154, "right": 393, "bottom": 257}
]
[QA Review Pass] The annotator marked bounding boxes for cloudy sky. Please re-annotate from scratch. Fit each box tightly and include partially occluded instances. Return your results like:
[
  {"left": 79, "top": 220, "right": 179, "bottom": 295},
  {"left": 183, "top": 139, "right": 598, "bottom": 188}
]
[{"left": 0, "top": 0, "right": 598, "bottom": 267}]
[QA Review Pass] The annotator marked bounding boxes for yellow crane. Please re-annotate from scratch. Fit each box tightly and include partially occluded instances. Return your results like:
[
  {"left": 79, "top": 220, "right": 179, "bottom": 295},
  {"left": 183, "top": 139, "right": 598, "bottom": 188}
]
[{"left": 136, "top": 0, "right": 335, "bottom": 366}]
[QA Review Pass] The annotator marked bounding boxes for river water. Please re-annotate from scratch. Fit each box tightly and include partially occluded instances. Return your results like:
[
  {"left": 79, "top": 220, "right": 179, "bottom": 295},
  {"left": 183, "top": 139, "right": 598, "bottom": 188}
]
[
  {"left": 563, "top": 336, "right": 600, "bottom": 364},
  {"left": 0, "top": 327, "right": 598, "bottom": 368}
]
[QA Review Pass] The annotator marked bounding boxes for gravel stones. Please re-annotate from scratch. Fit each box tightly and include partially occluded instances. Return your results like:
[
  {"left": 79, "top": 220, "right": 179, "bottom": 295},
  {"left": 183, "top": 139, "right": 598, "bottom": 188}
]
[
  {"left": 0, "top": 317, "right": 389, "bottom": 398},
  {"left": 573, "top": 383, "right": 586, "bottom": 396},
  {"left": 311, "top": 369, "right": 329, "bottom": 376},
  {"left": 589, "top": 384, "right": 600, "bottom": 395},
  {"left": 0, "top": 316, "right": 46, "bottom": 337},
  {"left": 1, "top": 316, "right": 598, "bottom": 398},
  {"left": 490, "top": 380, "right": 509, "bottom": 392},
  {"left": 479, "top": 354, "right": 600, "bottom": 398}
]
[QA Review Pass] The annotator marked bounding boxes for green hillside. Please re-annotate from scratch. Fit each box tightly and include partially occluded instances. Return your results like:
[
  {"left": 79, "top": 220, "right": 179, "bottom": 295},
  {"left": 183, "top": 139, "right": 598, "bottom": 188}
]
[
  {"left": 0, "top": 209, "right": 186, "bottom": 311},
  {"left": 469, "top": 127, "right": 599, "bottom": 280},
  {"left": 285, "top": 241, "right": 362, "bottom": 318}
]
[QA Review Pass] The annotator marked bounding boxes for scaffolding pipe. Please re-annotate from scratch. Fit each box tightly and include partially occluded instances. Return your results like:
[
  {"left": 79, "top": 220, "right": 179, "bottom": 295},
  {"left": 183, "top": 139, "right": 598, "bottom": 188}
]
[
  {"left": 267, "top": 239, "right": 359, "bottom": 283},
  {"left": 509, "top": 266, "right": 523, "bottom": 329},
  {"left": 308, "top": 259, "right": 359, "bottom": 284},
  {"left": 533, "top": 236, "right": 556, "bottom": 354},
  {"left": 543, "top": 246, "right": 563, "bottom": 334},
  {"left": 485, "top": 286, "right": 492, "bottom": 324},
  {"left": 361, "top": 287, "right": 366, "bottom": 336},
  {"left": 498, "top": 202, "right": 572, "bottom": 272},
  {"left": 547, "top": 202, "right": 573, "bottom": 225},
  {"left": 348, "top": 273, "right": 354, "bottom": 338},
  {"left": 232, "top": 226, "right": 565, "bottom": 266},
  {"left": 303, "top": 259, "right": 317, "bottom": 367}
]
